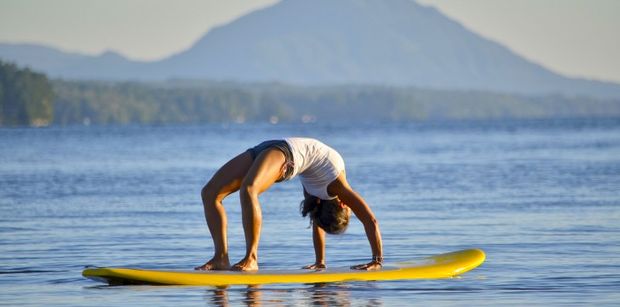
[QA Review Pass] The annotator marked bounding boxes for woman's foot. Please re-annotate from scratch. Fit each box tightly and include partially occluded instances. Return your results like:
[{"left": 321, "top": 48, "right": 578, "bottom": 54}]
[
  {"left": 231, "top": 256, "right": 258, "bottom": 271},
  {"left": 302, "top": 262, "right": 326, "bottom": 270},
  {"left": 194, "top": 257, "right": 231, "bottom": 271}
]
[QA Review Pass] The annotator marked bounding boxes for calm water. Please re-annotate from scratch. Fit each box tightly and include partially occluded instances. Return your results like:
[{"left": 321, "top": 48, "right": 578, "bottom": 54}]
[{"left": 1, "top": 119, "right": 619, "bottom": 306}]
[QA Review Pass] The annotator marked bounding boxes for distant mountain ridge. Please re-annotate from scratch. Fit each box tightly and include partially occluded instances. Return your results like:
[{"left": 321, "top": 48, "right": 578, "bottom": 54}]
[
  {"left": 1, "top": 0, "right": 619, "bottom": 98},
  {"left": 0, "top": 43, "right": 148, "bottom": 81}
]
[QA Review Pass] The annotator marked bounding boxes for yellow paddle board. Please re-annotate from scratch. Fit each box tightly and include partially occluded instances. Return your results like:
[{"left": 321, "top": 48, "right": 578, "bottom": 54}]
[{"left": 82, "top": 248, "right": 485, "bottom": 286}]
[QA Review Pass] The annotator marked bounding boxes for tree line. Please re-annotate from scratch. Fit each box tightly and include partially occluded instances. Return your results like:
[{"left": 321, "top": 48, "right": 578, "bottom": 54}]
[
  {"left": 0, "top": 60, "right": 54, "bottom": 126},
  {"left": 49, "top": 80, "right": 620, "bottom": 125},
  {"left": 1, "top": 60, "right": 619, "bottom": 126}
]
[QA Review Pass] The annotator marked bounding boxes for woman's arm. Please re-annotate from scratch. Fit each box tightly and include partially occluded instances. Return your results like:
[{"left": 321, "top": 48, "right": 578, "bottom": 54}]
[
  {"left": 328, "top": 172, "right": 383, "bottom": 270},
  {"left": 302, "top": 223, "right": 326, "bottom": 269},
  {"left": 302, "top": 188, "right": 326, "bottom": 269}
]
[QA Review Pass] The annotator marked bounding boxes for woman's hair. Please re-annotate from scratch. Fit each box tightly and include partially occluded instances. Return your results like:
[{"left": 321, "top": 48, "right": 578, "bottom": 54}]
[{"left": 300, "top": 195, "right": 349, "bottom": 234}]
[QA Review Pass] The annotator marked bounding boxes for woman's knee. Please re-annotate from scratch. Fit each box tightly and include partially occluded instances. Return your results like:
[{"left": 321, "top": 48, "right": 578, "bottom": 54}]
[
  {"left": 238, "top": 181, "right": 259, "bottom": 202},
  {"left": 202, "top": 180, "right": 225, "bottom": 204}
]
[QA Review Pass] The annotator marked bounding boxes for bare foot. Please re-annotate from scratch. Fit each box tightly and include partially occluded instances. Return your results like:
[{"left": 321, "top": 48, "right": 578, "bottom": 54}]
[
  {"left": 302, "top": 263, "right": 326, "bottom": 270},
  {"left": 350, "top": 260, "right": 382, "bottom": 271},
  {"left": 231, "top": 257, "right": 259, "bottom": 271},
  {"left": 194, "top": 257, "right": 231, "bottom": 271}
]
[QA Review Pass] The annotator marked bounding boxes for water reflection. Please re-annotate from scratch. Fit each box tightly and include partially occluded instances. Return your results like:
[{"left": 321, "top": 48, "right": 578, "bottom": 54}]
[
  {"left": 207, "top": 286, "right": 229, "bottom": 306},
  {"left": 305, "top": 283, "right": 353, "bottom": 307},
  {"left": 204, "top": 283, "right": 383, "bottom": 306}
]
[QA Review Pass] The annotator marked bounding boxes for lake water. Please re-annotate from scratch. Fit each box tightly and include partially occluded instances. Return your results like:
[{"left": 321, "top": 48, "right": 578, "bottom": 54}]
[{"left": 1, "top": 119, "right": 619, "bottom": 306}]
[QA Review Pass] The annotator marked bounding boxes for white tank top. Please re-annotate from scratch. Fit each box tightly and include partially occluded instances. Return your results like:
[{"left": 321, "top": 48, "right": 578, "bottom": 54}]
[{"left": 285, "top": 137, "right": 345, "bottom": 200}]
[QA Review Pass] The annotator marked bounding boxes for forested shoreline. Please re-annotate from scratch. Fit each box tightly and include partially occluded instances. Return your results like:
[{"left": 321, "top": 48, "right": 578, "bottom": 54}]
[
  {"left": 2, "top": 60, "right": 620, "bottom": 127},
  {"left": 52, "top": 80, "right": 620, "bottom": 126},
  {"left": 0, "top": 61, "right": 54, "bottom": 126}
]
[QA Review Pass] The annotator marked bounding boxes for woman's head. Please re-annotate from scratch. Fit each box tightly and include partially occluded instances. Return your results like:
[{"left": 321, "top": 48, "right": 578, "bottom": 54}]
[{"left": 300, "top": 195, "right": 350, "bottom": 234}]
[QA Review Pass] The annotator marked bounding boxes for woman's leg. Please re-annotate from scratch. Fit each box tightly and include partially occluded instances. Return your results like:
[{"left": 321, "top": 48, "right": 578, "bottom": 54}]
[
  {"left": 195, "top": 151, "right": 254, "bottom": 270},
  {"left": 233, "top": 148, "right": 287, "bottom": 271}
]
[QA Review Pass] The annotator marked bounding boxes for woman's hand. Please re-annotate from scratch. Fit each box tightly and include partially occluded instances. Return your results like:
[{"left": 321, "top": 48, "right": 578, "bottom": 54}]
[
  {"left": 328, "top": 173, "right": 384, "bottom": 272},
  {"left": 302, "top": 262, "right": 326, "bottom": 270},
  {"left": 350, "top": 260, "right": 382, "bottom": 271}
]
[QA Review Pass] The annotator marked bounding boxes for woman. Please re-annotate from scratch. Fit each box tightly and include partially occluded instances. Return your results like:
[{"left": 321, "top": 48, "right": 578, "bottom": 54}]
[{"left": 195, "top": 137, "right": 383, "bottom": 271}]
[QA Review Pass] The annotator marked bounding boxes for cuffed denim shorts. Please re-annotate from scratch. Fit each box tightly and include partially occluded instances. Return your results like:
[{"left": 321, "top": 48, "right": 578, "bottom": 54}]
[{"left": 247, "top": 140, "right": 294, "bottom": 182}]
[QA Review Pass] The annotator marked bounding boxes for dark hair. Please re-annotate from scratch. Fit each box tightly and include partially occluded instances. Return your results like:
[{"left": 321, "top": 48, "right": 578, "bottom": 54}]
[{"left": 300, "top": 195, "right": 349, "bottom": 234}]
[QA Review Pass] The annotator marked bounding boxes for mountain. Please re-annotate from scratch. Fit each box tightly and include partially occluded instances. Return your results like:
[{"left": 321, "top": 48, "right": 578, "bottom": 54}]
[
  {"left": 0, "top": 43, "right": 149, "bottom": 80},
  {"left": 1, "top": 0, "right": 620, "bottom": 98}
]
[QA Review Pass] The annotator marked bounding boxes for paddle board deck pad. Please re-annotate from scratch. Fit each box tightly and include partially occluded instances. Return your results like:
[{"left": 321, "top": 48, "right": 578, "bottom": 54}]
[{"left": 82, "top": 248, "right": 485, "bottom": 286}]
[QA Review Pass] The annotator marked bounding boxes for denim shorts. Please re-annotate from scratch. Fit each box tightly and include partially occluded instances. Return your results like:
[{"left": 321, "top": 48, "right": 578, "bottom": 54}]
[{"left": 247, "top": 140, "right": 295, "bottom": 182}]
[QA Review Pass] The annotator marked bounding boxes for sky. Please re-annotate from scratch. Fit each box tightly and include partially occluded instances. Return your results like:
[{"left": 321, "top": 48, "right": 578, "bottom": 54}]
[{"left": 0, "top": 0, "right": 619, "bottom": 83}]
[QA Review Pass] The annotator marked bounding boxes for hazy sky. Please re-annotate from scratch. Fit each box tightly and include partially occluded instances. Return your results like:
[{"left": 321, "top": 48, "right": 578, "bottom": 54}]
[{"left": 1, "top": 0, "right": 619, "bottom": 83}]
